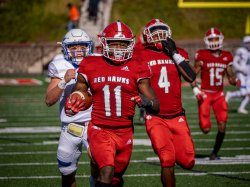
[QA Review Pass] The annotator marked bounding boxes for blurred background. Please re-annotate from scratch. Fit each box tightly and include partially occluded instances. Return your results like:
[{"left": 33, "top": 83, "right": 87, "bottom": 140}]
[
  {"left": 0, "top": 0, "right": 249, "bottom": 74},
  {"left": 0, "top": 1, "right": 250, "bottom": 186}
]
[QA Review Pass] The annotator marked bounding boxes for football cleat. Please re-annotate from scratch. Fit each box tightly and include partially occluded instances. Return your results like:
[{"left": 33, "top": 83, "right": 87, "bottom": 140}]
[{"left": 237, "top": 108, "right": 249, "bottom": 114}]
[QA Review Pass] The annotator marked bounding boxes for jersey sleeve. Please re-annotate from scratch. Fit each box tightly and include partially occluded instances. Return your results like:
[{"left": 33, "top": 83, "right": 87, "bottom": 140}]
[
  {"left": 137, "top": 59, "right": 151, "bottom": 82},
  {"left": 47, "top": 56, "right": 69, "bottom": 79},
  {"left": 195, "top": 50, "right": 202, "bottom": 62},
  {"left": 48, "top": 62, "right": 59, "bottom": 78}
]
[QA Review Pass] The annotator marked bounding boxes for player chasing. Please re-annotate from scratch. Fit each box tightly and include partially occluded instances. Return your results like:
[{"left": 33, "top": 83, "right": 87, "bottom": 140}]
[
  {"left": 135, "top": 19, "right": 196, "bottom": 187},
  {"left": 226, "top": 35, "right": 250, "bottom": 114},
  {"left": 45, "top": 28, "right": 96, "bottom": 187},
  {"left": 191, "top": 27, "right": 240, "bottom": 160},
  {"left": 64, "top": 21, "right": 160, "bottom": 187}
]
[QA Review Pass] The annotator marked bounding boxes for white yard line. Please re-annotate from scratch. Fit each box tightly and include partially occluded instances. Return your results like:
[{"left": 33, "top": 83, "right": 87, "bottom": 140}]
[
  {"left": 1, "top": 125, "right": 250, "bottom": 134},
  {"left": 0, "top": 171, "right": 250, "bottom": 180},
  {"left": 0, "top": 127, "right": 60, "bottom": 133},
  {"left": 1, "top": 156, "right": 250, "bottom": 166},
  {"left": 1, "top": 139, "right": 250, "bottom": 148}
]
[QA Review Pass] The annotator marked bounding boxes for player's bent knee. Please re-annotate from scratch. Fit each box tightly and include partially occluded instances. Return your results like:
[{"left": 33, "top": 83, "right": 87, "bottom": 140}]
[
  {"left": 160, "top": 154, "right": 175, "bottom": 167},
  {"left": 201, "top": 127, "right": 210, "bottom": 134},
  {"left": 182, "top": 159, "right": 195, "bottom": 170}
]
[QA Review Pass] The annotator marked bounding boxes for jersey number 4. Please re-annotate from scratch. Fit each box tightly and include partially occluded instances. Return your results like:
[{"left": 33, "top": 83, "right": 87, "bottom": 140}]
[{"left": 158, "top": 66, "right": 170, "bottom": 93}]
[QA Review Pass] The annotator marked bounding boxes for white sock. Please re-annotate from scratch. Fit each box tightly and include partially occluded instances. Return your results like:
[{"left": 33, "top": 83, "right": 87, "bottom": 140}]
[{"left": 239, "top": 96, "right": 249, "bottom": 110}]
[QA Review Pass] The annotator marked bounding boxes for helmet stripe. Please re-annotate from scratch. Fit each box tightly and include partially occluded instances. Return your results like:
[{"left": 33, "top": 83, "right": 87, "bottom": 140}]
[
  {"left": 211, "top": 27, "right": 214, "bottom": 35},
  {"left": 117, "top": 21, "right": 122, "bottom": 33}
]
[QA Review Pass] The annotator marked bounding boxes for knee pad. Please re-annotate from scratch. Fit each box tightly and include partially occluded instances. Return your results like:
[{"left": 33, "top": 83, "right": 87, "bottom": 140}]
[
  {"left": 178, "top": 159, "right": 195, "bottom": 170},
  {"left": 58, "top": 158, "right": 77, "bottom": 176},
  {"left": 57, "top": 130, "right": 82, "bottom": 175}
]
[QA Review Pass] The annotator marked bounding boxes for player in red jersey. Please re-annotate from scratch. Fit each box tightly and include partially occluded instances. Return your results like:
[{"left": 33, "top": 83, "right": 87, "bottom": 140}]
[
  {"left": 65, "top": 21, "right": 159, "bottom": 187},
  {"left": 191, "top": 27, "right": 240, "bottom": 160},
  {"left": 136, "top": 19, "right": 196, "bottom": 187}
]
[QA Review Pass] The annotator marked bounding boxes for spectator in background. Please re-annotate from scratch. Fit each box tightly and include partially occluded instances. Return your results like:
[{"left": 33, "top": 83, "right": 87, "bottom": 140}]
[
  {"left": 88, "top": 0, "right": 100, "bottom": 25},
  {"left": 67, "top": 3, "right": 80, "bottom": 31},
  {"left": 226, "top": 36, "right": 250, "bottom": 114}
]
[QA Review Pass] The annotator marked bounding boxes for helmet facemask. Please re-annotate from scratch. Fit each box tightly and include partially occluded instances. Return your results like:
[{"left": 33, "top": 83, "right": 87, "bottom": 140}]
[
  {"left": 204, "top": 36, "right": 224, "bottom": 50},
  {"left": 143, "top": 23, "right": 171, "bottom": 50},
  {"left": 204, "top": 28, "right": 224, "bottom": 50},
  {"left": 98, "top": 21, "right": 135, "bottom": 65},
  {"left": 63, "top": 42, "right": 93, "bottom": 65},
  {"left": 61, "top": 29, "right": 93, "bottom": 66},
  {"left": 100, "top": 38, "right": 134, "bottom": 64}
]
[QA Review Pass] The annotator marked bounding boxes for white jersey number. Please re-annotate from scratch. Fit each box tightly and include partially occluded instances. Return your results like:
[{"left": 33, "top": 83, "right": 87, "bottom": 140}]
[
  {"left": 158, "top": 66, "right": 170, "bottom": 93},
  {"left": 209, "top": 67, "right": 224, "bottom": 86},
  {"left": 102, "top": 85, "right": 122, "bottom": 117}
]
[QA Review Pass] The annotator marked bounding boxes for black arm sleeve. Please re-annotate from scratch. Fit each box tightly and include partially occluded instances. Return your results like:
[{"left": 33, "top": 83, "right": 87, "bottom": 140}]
[{"left": 179, "top": 61, "right": 196, "bottom": 82}]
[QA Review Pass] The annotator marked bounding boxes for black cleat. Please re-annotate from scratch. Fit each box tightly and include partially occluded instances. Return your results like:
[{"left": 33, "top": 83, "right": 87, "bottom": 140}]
[{"left": 209, "top": 151, "right": 220, "bottom": 160}]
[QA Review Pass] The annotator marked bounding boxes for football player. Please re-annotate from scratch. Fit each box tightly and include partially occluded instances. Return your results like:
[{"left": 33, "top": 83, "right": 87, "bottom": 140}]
[
  {"left": 135, "top": 19, "right": 196, "bottom": 187},
  {"left": 226, "top": 36, "right": 250, "bottom": 114},
  {"left": 191, "top": 27, "right": 240, "bottom": 160},
  {"left": 45, "top": 28, "right": 96, "bottom": 187},
  {"left": 64, "top": 21, "right": 160, "bottom": 187}
]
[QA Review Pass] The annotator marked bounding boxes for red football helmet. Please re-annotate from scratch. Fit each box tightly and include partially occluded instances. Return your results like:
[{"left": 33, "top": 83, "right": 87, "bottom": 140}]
[
  {"left": 143, "top": 19, "right": 171, "bottom": 50},
  {"left": 98, "top": 21, "right": 135, "bottom": 64},
  {"left": 204, "top": 27, "right": 224, "bottom": 50}
]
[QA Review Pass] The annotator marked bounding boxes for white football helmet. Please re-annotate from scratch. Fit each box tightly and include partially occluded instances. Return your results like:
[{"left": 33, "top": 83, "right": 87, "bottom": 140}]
[
  {"left": 242, "top": 35, "right": 250, "bottom": 50},
  {"left": 98, "top": 21, "right": 135, "bottom": 64},
  {"left": 204, "top": 27, "right": 224, "bottom": 50},
  {"left": 61, "top": 29, "right": 93, "bottom": 65},
  {"left": 143, "top": 19, "right": 171, "bottom": 50}
]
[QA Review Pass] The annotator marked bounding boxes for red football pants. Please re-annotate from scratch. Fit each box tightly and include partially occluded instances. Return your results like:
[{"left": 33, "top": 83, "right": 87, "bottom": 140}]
[
  {"left": 88, "top": 122, "right": 133, "bottom": 174},
  {"left": 145, "top": 115, "right": 195, "bottom": 169},
  {"left": 198, "top": 91, "right": 228, "bottom": 130}
]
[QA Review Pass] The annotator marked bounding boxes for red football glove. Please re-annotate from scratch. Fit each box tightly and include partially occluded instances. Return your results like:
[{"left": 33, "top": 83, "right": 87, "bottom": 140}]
[
  {"left": 131, "top": 95, "right": 142, "bottom": 107},
  {"left": 65, "top": 91, "right": 86, "bottom": 117},
  {"left": 192, "top": 86, "right": 207, "bottom": 101},
  {"left": 131, "top": 94, "right": 153, "bottom": 108}
]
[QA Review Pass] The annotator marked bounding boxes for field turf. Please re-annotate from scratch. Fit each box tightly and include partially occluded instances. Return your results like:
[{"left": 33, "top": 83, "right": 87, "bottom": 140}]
[{"left": 0, "top": 75, "right": 250, "bottom": 187}]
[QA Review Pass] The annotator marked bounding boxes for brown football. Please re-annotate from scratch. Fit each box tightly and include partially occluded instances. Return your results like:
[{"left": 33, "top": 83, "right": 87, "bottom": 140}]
[
  {"left": 70, "top": 91, "right": 92, "bottom": 111},
  {"left": 81, "top": 91, "right": 92, "bottom": 110}
]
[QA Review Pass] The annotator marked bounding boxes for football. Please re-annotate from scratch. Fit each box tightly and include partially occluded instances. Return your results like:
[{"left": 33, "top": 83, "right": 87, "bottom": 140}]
[
  {"left": 80, "top": 91, "right": 93, "bottom": 110},
  {"left": 69, "top": 91, "right": 92, "bottom": 111}
]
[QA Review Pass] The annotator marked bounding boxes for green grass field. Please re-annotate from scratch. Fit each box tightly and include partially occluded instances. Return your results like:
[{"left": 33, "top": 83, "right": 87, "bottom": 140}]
[{"left": 0, "top": 75, "right": 250, "bottom": 187}]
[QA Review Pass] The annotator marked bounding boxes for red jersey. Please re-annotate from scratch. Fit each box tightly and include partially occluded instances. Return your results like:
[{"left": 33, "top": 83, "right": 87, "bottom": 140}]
[
  {"left": 138, "top": 48, "right": 189, "bottom": 116},
  {"left": 195, "top": 49, "right": 233, "bottom": 92},
  {"left": 78, "top": 56, "right": 151, "bottom": 128}
]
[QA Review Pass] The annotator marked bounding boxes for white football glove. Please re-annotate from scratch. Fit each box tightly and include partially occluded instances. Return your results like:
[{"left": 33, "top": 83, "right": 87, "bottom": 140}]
[{"left": 192, "top": 85, "right": 206, "bottom": 101}]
